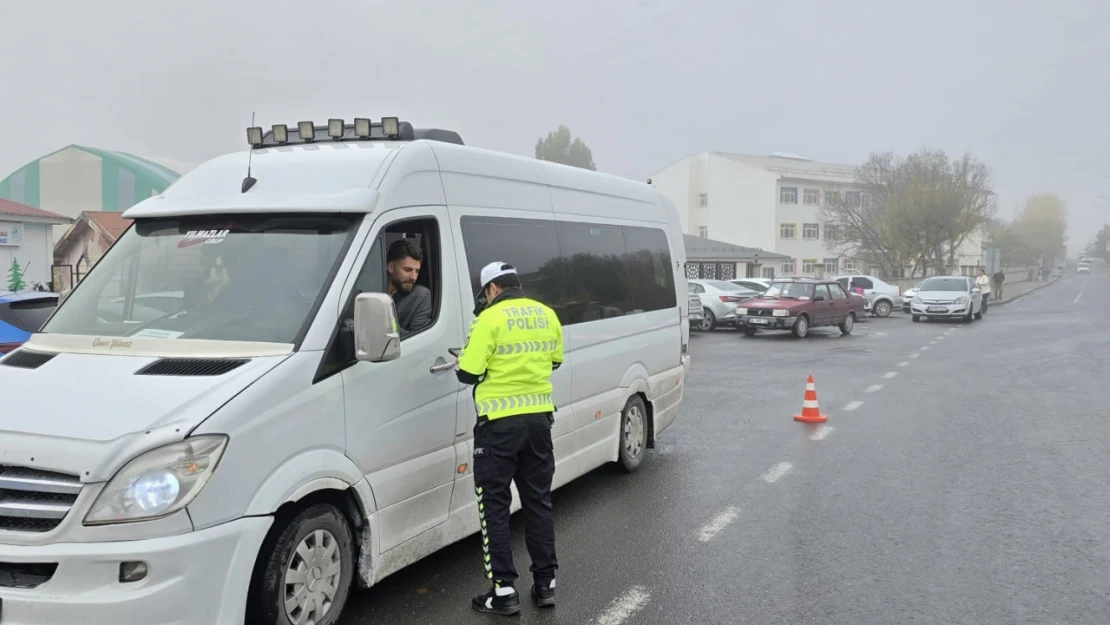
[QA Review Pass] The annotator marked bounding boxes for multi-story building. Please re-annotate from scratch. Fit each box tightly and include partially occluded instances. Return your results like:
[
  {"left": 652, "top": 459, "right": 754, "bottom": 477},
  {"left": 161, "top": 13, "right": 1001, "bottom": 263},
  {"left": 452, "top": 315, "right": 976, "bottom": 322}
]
[
  {"left": 650, "top": 152, "right": 864, "bottom": 279},
  {"left": 650, "top": 151, "right": 985, "bottom": 280}
]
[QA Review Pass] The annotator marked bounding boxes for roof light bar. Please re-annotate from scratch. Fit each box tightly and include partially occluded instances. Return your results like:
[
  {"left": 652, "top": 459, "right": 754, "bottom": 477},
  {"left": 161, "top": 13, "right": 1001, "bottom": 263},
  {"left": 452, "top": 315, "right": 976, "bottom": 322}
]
[{"left": 246, "top": 117, "right": 459, "bottom": 148}]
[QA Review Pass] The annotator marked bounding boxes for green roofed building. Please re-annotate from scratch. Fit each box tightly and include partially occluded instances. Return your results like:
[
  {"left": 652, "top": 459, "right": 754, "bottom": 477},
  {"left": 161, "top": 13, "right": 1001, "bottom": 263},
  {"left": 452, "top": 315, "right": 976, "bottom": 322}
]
[{"left": 0, "top": 144, "right": 190, "bottom": 223}]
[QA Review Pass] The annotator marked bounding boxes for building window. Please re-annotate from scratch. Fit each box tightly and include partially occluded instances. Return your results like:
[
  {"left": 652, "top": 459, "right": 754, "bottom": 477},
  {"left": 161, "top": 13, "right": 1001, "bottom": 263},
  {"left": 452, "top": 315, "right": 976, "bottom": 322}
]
[
  {"left": 698, "top": 193, "right": 708, "bottom": 208},
  {"left": 780, "top": 187, "right": 798, "bottom": 204},
  {"left": 762, "top": 266, "right": 775, "bottom": 279},
  {"left": 802, "top": 258, "right": 818, "bottom": 274},
  {"left": 845, "top": 191, "right": 861, "bottom": 208},
  {"left": 779, "top": 223, "right": 797, "bottom": 239},
  {"left": 698, "top": 225, "right": 708, "bottom": 238},
  {"left": 802, "top": 223, "right": 820, "bottom": 240},
  {"left": 861, "top": 193, "right": 873, "bottom": 209},
  {"left": 824, "top": 258, "right": 839, "bottom": 274},
  {"left": 781, "top": 259, "right": 796, "bottom": 275},
  {"left": 803, "top": 188, "right": 820, "bottom": 205},
  {"left": 824, "top": 224, "right": 840, "bottom": 240},
  {"left": 841, "top": 258, "right": 858, "bottom": 271}
]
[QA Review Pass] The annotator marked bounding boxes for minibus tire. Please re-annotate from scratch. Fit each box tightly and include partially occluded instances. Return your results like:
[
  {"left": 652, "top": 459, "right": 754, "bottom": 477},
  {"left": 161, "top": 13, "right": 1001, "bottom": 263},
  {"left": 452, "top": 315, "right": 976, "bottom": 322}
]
[
  {"left": 248, "top": 503, "right": 355, "bottom": 625},
  {"left": 618, "top": 395, "right": 649, "bottom": 473}
]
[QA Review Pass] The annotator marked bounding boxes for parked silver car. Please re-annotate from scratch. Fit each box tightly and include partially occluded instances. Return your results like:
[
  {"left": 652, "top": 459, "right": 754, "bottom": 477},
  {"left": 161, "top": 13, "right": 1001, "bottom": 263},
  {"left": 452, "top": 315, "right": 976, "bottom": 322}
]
[
  {"left": 688, "top": 279, "right": 759, "bottom": 331},
  {"left": 833, "top": 274, "right": 903, "bottom": 317},
  {"left": 901, "top": 279, "right": 926, "bottom": 313},
  {"left": 688, "top": 293, "right": 704, "bottom": 329},
  {"left": 909, "top": 276, "right": 983, "bottom": 322}
]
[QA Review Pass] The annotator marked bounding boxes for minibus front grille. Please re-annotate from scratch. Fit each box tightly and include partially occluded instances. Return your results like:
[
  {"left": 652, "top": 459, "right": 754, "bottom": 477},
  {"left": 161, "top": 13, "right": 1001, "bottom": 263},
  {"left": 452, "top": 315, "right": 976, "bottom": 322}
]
[{"left": 0, "top": 465, "right": 82, "bottom": 533}]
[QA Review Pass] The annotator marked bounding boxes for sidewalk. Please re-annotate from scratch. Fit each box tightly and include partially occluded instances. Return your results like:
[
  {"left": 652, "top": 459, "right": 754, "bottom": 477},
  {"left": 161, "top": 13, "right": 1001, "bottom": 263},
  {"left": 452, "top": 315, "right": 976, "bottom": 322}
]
[{"left": 993, "top": 276, "right": 1060, "bottom": 306}]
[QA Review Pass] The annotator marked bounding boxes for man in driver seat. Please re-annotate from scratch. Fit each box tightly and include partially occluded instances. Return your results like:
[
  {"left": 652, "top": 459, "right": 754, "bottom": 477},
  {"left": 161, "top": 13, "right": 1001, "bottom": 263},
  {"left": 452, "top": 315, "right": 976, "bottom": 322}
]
[{"left": 387, "top": 239, "right": 433, "bottom": 337}]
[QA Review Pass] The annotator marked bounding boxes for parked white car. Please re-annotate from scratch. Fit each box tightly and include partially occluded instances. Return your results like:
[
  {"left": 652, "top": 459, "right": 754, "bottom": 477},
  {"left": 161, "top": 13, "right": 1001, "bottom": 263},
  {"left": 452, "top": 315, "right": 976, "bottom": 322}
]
[
  {"left": 833, "top": 274, "right": 903, "bottom": 317},
  {"left": 909, "top": 275, "right": 983, "bottom": 322},
  {"left": 689, "top": 279, "right": 759, "bottom": 331}
]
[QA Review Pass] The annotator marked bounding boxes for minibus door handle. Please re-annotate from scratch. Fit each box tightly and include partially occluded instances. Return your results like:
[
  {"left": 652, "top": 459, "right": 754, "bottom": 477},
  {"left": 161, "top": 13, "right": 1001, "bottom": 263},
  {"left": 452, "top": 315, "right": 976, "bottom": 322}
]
[{"left": 430, "top": 357, "right": 456, "bottom": 374}]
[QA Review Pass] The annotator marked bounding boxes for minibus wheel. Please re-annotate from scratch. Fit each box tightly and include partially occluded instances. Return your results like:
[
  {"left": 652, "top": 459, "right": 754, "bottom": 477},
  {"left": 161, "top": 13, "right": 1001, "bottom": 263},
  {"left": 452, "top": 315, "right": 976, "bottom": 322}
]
[
  {"left": 248, "top": 503, "right": 355, "bottom": 625},
  {"left": 618, "top": 395, "right": 649, "bottom": 473}
]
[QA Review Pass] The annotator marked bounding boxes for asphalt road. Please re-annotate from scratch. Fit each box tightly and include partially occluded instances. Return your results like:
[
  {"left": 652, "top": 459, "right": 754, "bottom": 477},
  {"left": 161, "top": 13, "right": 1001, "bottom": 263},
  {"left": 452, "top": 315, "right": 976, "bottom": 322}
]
[{"left": 340, "top": 271, "right": 1109, "bottom": 625}]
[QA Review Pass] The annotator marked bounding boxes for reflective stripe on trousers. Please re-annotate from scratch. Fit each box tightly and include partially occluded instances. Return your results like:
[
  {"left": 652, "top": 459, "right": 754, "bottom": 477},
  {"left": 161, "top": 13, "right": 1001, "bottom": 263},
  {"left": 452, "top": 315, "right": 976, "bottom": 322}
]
[{"left": 477, "top": 394, "right": 553, "bottom": 416}]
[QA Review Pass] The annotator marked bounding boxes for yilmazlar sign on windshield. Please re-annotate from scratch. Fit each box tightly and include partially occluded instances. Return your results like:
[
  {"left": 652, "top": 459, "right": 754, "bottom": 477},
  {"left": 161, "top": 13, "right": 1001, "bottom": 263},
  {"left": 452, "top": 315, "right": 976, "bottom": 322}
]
[{"left": 0, "top": 222, "right": 24, "bottom": 247}]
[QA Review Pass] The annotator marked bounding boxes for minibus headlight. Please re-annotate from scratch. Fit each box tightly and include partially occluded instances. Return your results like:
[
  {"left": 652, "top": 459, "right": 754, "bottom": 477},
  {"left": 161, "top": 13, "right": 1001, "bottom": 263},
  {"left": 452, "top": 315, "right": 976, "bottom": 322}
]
[{"left": 85, "top": 435, "right": 229, "bottom": 525}]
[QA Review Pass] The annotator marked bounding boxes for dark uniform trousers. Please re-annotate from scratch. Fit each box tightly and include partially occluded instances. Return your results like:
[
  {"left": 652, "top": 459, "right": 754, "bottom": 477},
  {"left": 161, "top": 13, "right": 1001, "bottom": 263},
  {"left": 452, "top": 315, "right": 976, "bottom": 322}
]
[{"left": 473, "top": 412, "right": 558, "bottom": 587}]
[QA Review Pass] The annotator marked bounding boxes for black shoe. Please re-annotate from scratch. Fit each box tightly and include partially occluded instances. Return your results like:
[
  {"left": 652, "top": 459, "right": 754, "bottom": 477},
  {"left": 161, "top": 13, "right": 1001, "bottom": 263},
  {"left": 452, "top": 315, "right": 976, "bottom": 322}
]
[
  {"left": 531, "top": 580, "right": 556, "bottom": 608},
  {"left": 471, "top": 587, "right": 521, "bottom": 616}
]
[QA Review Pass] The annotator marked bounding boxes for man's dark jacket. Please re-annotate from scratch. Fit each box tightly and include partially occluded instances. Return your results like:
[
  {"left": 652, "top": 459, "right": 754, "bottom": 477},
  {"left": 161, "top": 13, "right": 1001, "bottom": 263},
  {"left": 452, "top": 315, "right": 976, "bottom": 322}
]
[{"left": 393, "top": 285, "right": 433, "bottom": 337}]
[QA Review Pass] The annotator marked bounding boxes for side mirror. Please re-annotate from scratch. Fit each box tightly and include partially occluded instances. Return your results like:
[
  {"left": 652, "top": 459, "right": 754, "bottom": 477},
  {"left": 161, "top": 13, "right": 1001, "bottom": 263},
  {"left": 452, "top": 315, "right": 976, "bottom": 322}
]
[
  {"left": 354, "top": 293, "right": 401, "bottom": 362},
  {"left": 971, "top": 287, "right": 982, "bottom": 294}
]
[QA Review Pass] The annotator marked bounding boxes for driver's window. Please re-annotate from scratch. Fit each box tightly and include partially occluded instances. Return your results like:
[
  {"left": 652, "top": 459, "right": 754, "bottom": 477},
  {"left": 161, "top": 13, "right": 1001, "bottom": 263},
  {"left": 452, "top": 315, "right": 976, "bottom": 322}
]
[{"left": 814, "top": 285, "right": 831, "bottom": 300}]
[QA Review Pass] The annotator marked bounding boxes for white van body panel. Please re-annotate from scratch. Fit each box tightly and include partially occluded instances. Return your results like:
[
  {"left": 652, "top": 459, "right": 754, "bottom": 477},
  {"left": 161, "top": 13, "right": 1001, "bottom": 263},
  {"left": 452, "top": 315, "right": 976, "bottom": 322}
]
[{"left": 0, "top": 137, "right": 688, "bottom": 624}]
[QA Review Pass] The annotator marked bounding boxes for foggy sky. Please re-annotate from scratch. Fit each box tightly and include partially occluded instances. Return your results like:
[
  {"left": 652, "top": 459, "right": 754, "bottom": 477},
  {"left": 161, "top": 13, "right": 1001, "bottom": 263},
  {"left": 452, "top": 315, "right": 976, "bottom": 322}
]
[{"left": 2, "top": 0, "right": 1107, "bottom": 253}]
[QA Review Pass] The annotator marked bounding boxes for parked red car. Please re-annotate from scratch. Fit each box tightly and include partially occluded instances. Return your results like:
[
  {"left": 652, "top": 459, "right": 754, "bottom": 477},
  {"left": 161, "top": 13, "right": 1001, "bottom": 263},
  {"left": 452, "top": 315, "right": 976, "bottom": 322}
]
[{"left": 736, "top": 278, "right": 865, "bottom": 338}]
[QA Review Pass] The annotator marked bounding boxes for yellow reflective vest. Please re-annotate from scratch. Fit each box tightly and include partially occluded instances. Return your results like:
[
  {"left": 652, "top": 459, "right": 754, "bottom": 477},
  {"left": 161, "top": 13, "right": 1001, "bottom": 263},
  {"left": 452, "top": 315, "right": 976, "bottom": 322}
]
[{"left": 457, "top": 294, "right": 564, "bottom": 419}]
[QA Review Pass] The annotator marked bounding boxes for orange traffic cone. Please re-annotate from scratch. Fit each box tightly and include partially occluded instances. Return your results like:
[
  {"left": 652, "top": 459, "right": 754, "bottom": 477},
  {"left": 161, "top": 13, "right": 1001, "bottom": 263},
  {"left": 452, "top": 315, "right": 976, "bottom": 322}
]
[{"left": 793, "top": 375, "right": 828, "bottom": 423}]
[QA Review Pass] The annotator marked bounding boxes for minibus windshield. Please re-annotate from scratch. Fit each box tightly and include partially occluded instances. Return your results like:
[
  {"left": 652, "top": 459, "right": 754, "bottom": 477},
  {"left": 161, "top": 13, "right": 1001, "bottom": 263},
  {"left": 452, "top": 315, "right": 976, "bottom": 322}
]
[{"left": 44, "top": 213, "right": 359, "bottom": 345}]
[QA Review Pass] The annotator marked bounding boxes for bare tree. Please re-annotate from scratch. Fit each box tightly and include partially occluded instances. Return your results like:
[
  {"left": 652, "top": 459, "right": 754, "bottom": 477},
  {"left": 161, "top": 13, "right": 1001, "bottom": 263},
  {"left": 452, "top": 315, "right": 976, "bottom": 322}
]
[{"left": 821, "top": 149, "right": 996, "bottom": 278}]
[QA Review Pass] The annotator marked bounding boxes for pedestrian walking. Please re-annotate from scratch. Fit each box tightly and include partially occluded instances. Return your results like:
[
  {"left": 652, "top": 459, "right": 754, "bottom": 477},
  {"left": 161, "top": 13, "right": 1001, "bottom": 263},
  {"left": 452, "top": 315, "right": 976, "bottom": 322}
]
[
  {"left": 456, "top": 262, "right": 564, "bottom": 616},
  {"left": 975, "top": 268, "right": 991, "bottom": 315},
  {"left": 992, "top": 269, "right": 1005, "bottom": 301}
]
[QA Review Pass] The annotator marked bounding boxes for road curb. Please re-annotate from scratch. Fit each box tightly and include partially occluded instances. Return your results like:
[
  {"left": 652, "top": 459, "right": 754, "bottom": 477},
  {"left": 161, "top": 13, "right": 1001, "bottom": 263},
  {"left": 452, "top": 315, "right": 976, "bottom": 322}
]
[{"left": 993, "top": 276, "right": 1061, "bottom": 307}]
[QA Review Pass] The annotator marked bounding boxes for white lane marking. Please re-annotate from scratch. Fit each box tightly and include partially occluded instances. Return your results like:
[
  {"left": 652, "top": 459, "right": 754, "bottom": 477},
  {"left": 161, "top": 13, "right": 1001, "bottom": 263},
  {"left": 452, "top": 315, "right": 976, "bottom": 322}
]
[
  {"left": 864, "top": 384, "right": 883, "bottom": 393},
  {"left": 596, "top": 586, "right": 652, "bottom": 625},
  {"left": 1075, "top": 280, "right": 1085, "bottom": 304},
  {"left": 910, "top": 353, "right": 921, "bottom": 358},
  {"left": 843, "top": 400, "right": 864, "bottom": 411},
  {"left": 930, "top": 340, "right": 938, "bottom": 344},
  {"left": 883, "top": 371, "right": 898, "bottom": 379},
  {"left": 921, "top": 346, "right": 931, "bottom": 351},
  {"left": 897, "top": 361, "right": 910, "bottom": 367},
  {"left": 809, "top": 425, "right": 834, "bottom": 441},
  {"left": 761, "top": 462, "right": 793, "bottom": 483},
  {"left": 697, "top": 507, "right": 741, "bottom": 542}
]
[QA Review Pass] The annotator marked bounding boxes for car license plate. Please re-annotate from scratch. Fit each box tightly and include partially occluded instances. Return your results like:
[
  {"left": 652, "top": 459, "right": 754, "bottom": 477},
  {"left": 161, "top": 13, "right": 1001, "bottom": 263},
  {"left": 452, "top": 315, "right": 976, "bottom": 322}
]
[
  {"left": 927, "top": 306, "right": 947, "bottom": 313},
  {"left": 749, "top": 317, "right": 770, "bottom": 325}
]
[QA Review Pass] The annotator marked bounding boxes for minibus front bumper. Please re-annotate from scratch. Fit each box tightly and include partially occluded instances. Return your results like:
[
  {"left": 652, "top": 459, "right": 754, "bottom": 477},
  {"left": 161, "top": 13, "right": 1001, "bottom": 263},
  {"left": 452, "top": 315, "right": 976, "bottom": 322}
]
[{"left": 0, "top": 516, "right": 272, "bottom": 625}]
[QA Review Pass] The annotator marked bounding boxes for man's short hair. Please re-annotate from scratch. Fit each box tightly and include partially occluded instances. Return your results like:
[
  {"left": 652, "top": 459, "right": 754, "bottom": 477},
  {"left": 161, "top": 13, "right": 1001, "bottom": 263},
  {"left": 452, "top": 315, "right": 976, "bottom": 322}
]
[
  {"left": 489, "top": 273, "right": 522, "bottom": 290},
  {"left": 387, "top": 239, "right": 423, "bottom": 264}
]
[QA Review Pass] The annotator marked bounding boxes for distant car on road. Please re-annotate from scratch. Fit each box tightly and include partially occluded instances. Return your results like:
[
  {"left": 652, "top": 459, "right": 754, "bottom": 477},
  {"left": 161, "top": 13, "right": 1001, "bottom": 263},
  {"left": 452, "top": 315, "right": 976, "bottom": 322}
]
[
  {"left": 1077, "top": 263, "right": 1090, "bottom": 274},
  {"left": 689, "top": 279, "right": 760, "bottom": 331},
  {"left": 737, "top": 278, "right": 865, "bottom": 338},
  {"left": 833, "top": 274, "right": 903, "bottom": 317},
  {"left": 909, "top": 276, "right": 983, "bottom": 322},
  {"left": 0, "top": 291, "right": 59, "bottom": 354}
]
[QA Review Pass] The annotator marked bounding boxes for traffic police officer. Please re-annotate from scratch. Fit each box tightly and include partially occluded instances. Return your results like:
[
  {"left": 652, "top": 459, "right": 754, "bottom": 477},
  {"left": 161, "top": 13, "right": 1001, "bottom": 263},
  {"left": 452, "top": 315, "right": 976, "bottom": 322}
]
[{"left": 456, "top": 262, "right": 563, "bottom": 616}]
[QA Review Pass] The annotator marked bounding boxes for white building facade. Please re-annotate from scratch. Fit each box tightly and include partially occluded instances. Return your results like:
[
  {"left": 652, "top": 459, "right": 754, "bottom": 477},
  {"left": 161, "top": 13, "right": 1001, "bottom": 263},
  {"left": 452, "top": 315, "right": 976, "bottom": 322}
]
[{"left": 650, "top": 152, "right": 985, "bottom": 280}]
